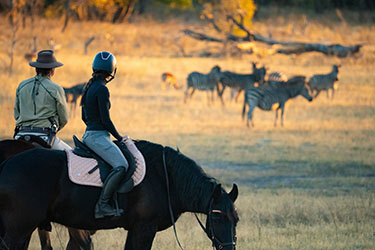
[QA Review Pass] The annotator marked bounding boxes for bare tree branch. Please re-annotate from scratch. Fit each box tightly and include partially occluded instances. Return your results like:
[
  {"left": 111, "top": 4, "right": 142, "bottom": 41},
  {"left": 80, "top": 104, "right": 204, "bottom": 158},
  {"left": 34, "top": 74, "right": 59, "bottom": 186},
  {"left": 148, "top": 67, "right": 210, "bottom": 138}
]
[
  {"left": 84, "top": 36, "right": 95, "bottom": 55},
  {"left": 183, "top": 16, "right": 363, "bottom": 58},
  {"left": 182, "top": 29, "right": 223, "bottom": 43},
  {"left": 201, "top": 13, "right": 222, "bottom": 33},
  {"left": 226, "top": 15, "right": 253, "bottom": 41},
  {"left": 61, "top": 0, "right": 70, "bottom": 32}
]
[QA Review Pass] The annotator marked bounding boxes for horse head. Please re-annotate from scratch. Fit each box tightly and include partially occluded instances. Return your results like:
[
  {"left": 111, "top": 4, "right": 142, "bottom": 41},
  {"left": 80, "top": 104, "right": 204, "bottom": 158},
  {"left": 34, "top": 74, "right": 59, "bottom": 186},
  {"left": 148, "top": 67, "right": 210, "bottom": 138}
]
[{"left": 205, "top": 183, "right": 239, "bottom": 250}]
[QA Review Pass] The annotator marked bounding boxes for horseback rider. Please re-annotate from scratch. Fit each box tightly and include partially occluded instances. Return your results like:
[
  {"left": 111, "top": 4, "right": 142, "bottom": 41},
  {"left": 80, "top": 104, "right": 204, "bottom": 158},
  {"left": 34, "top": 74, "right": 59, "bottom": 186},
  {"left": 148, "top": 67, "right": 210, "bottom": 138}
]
[
  {"left": 14, "top": 50, "right": 71, "bottom": 150},
  {"left": 81, "top": 51, "right": 129, "bottom": 219}
]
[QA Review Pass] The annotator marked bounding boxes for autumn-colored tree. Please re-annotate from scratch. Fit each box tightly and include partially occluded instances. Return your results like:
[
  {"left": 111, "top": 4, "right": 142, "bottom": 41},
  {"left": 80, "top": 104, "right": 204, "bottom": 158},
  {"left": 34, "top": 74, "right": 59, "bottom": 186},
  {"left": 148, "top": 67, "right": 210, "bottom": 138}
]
[{"left": 201, "top": 0, "right": 256, "bottom": 37}]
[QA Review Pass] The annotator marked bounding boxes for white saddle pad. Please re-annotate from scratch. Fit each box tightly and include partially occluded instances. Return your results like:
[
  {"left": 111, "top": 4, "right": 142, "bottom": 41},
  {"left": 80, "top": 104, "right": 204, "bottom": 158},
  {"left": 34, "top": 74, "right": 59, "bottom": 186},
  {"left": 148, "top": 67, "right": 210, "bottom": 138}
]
[{"left": 66, "top": 139, "right": 146, "bottom": 188}]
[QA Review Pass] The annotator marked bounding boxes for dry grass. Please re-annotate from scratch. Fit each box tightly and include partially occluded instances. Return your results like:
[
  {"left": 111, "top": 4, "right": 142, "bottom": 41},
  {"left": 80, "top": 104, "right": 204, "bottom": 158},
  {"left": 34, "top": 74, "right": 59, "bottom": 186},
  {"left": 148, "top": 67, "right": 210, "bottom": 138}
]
[{"left": 0, "top": 10, "right": 374, "bottom": 249}]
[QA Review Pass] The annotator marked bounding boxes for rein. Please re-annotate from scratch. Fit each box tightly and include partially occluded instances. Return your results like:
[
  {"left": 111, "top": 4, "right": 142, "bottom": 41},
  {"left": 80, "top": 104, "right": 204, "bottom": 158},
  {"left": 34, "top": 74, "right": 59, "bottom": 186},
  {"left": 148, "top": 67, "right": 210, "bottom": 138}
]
[
  {"left": 162, "top": 147, "right": 236, "bottom": 250},
  {"left": 162, "top": 147, "right": 185, "bottom": 250}
]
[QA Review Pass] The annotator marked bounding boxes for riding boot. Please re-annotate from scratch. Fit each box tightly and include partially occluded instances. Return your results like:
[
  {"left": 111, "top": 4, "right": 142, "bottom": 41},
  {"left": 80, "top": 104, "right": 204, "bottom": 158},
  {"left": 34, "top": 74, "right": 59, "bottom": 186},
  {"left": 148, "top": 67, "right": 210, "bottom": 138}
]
[{"left": 95, "top": 166, "right": 126, "bottom": 219}]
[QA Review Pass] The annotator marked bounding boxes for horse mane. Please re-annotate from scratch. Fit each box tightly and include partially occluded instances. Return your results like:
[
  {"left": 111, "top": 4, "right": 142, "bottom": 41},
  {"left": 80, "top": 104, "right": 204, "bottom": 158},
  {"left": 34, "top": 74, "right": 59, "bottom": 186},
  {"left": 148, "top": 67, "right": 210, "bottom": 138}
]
[{"left": 135, "top": 140, "right": 217, "bottom": 211}]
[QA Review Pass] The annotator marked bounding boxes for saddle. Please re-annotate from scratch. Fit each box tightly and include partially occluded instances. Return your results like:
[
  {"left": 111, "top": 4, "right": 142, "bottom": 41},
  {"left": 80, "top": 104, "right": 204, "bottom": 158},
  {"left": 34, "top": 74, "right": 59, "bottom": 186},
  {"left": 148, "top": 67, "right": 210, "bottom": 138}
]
[{"left": 70, "top": 135, "right": 137, "bottom": 193}]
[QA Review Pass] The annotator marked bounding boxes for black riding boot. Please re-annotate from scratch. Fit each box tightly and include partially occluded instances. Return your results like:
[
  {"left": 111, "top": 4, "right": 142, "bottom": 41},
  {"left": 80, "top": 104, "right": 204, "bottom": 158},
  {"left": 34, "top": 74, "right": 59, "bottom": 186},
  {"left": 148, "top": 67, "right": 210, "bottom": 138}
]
[{"left": 95, "top": 166, "right": 126, "bottom": 219}]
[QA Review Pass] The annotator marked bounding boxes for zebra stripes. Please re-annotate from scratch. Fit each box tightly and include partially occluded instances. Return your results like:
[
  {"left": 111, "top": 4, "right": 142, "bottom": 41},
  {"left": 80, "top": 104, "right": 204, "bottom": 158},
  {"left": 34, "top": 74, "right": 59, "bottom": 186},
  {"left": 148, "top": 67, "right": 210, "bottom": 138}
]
[
  {"left": 184, "top": 65, "right": 221, "bottom": 103},
  {"left": 242, "top": 76, "right": 313, "bottom": 127},
  {"left": 308, "top": 65, "right": 340, "bottom": 99},
  {"left": 218, "top": 62, "right": 266, "bottom": 103},
  {"left": 267, "top": 71, "right": 288, "bottom": 82}
]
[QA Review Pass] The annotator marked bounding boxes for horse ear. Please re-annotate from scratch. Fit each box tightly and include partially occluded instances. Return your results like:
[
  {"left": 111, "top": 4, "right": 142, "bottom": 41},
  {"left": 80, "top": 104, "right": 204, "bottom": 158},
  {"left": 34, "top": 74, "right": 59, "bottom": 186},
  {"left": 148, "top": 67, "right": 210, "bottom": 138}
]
[
  {"left": 228, "top": 184, "right": 238, "bottom": 202},
  {"left": 176, "top": 146, "right": 180, "bottom": 153},
  {"left": 213, "top": 184, "right": 222, "bottom": 201}
]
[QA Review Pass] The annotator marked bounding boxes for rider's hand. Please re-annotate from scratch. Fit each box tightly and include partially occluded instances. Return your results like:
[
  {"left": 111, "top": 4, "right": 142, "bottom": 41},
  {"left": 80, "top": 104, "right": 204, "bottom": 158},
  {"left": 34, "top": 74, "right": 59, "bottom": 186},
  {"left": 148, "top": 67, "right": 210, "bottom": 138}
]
[{"left": 121, "top": 135, "right": 130, "bottom": 142}]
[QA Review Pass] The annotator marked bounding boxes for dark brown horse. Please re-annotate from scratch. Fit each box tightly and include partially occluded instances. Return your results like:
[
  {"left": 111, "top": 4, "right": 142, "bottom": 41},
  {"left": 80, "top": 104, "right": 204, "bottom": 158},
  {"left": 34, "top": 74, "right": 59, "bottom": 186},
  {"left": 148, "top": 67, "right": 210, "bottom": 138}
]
[
  {"left": 0, "top": 139, "right": 238, "bottom": 250},
  {"left": 0, "top": 139, "right": 93, "bottom": 250}
]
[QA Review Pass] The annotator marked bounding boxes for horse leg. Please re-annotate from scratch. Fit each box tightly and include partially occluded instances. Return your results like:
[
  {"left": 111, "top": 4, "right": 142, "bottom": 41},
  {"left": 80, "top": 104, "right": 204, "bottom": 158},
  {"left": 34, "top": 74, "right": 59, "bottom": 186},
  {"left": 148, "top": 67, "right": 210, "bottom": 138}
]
[
  {"left": 38, "top": 228, "right": 53, "bottom": 250},
  {"left": 1, "top": 233, "right": 32, "bottom": 250},
  {"left": 0, "top": 218, "right": 34, "bottom": 250},
  {"left": 124, "top": 224, "right": 157, "bottom": 250},
  {"left": 66, "top": 227, "right": 93, "bottom": 250}
]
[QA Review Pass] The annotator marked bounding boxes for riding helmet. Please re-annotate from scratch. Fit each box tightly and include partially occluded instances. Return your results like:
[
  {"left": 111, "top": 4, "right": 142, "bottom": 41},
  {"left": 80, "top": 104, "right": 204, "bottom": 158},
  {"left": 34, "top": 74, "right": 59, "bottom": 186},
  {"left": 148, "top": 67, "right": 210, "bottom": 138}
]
[{"left": 92, "top": 51, "right": 117, "bottom": 75}]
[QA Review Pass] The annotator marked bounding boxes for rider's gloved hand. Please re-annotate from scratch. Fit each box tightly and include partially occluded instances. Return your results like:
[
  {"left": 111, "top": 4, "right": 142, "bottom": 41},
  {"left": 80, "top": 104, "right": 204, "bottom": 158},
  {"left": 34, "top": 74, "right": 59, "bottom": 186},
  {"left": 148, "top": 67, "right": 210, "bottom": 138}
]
[{"left": 121, "top": 135, "right": 130, "bottom": 142}]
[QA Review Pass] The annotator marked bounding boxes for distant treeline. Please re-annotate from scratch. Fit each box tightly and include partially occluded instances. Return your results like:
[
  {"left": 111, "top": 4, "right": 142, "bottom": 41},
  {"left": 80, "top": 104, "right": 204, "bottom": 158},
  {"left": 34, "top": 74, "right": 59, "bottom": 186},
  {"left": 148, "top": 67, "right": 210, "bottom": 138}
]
[
  {"left": 256, "top": 0, "right": 375, "bottom": 11},
  {"left": 0, "top": 0, "right": 373, "bottom": 23}
]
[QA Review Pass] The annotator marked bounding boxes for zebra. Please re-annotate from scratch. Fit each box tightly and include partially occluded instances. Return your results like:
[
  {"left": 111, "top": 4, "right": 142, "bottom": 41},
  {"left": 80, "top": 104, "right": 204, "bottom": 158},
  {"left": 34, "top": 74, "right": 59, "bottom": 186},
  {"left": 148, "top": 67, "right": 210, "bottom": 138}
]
[
  {"left": 242, "top": 76, "right": 313, "bottom": 127},
  {"left": 267, "top": 71, "right": 288, "bottom": 82},
  {"left": 264, "top": 71, "right": 289, "bottom": 88},
  {"left": 219, "top": 62, "right": 266, "bottom": 103},
  {"left": 307, "top": 65, "right": 340, "bottom": 99},
  {"left": 184, "top": 65, "right": 221, "bottom": 104}
]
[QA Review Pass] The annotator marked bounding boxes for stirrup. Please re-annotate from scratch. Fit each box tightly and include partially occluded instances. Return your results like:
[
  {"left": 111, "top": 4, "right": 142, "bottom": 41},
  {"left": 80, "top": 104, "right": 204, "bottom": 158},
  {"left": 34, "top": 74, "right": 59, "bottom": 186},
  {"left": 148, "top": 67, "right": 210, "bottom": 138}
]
[{"left": 95, "top": 203, "right": 123, "bottom": 219}]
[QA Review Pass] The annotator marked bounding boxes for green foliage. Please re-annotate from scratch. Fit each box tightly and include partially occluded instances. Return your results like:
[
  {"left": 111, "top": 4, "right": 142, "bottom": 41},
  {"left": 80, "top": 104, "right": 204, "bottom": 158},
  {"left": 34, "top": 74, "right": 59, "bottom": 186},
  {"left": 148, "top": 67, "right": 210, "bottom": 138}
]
[{"left": 155, "top": 0, "right": 193, "bottom": 9}]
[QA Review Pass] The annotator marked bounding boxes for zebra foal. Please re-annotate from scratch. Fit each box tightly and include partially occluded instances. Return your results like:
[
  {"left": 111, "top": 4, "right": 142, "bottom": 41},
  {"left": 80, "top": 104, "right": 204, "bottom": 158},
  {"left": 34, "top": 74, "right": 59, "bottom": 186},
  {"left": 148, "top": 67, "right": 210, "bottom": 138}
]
[
  {"left": 242, "top": 76, "right": 313, "bottom": 127},
  {"left": 184, "top": 65, "right": 221, "bottom": 104},
  {"left": 219, "top": 62, "right": 266, "bottom": 103},
  {"left": 308, "top": 65, "right": 340, "bottom": 99}
]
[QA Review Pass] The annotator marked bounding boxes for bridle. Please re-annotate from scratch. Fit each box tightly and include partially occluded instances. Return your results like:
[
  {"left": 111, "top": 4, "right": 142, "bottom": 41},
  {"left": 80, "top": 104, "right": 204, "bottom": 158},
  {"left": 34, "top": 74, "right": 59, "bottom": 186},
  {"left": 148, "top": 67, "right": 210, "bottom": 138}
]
[
  {"left": 162, "top": 147, "right": 236, "bottom": 250},
  {"left": 194, "top": 198, "right": 237, "bottom": 250}
]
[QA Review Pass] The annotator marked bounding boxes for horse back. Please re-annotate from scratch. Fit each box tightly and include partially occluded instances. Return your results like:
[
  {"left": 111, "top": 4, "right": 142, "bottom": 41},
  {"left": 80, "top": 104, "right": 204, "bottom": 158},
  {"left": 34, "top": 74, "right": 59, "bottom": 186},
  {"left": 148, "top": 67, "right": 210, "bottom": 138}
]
[{"left": 0, "top": 148, "right": 66, "bottom": 193}]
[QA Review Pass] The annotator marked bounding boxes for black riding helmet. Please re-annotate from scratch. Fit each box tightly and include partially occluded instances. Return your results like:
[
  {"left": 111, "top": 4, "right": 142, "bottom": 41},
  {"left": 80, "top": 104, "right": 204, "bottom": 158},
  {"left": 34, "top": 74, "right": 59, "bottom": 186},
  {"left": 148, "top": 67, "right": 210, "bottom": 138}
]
[{"left": 92, "top": 51, "right": 117, "bottom": 82}]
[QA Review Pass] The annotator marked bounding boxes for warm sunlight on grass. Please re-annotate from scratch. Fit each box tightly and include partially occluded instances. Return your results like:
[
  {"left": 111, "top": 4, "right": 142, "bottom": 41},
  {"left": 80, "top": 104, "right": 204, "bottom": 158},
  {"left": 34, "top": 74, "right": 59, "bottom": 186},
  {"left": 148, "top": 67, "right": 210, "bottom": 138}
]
[{"left": 0, "top": 12, "right": 374, "bottom": 249}]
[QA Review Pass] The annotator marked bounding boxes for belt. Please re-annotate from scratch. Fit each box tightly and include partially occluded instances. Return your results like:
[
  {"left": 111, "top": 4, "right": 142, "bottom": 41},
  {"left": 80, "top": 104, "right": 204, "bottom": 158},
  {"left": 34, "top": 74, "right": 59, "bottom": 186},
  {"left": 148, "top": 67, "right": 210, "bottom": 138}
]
[{"left": 18, "top": 126, "right": 51, "bottom": 133}]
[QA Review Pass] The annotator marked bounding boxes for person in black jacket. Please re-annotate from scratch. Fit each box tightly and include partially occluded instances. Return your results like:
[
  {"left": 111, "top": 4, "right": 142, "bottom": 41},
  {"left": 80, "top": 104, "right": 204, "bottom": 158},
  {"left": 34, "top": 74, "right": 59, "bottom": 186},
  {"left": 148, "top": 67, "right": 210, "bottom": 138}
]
[{"left": 81, "top": 51, "right": 129, "bottom": 219}]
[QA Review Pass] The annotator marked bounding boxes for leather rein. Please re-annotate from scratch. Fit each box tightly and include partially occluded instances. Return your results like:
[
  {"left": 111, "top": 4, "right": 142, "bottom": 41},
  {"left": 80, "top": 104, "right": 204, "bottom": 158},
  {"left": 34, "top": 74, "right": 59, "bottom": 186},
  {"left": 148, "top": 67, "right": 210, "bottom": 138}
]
[{"left": 162, "top": 147, "right": 237, "bottom": 250}]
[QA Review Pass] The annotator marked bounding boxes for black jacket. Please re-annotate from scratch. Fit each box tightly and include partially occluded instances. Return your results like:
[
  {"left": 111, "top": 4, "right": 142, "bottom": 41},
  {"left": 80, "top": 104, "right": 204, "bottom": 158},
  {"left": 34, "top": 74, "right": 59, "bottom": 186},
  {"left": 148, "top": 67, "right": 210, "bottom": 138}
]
[{"left": 82, "top": 78, "right": 122, "bottom": 141}]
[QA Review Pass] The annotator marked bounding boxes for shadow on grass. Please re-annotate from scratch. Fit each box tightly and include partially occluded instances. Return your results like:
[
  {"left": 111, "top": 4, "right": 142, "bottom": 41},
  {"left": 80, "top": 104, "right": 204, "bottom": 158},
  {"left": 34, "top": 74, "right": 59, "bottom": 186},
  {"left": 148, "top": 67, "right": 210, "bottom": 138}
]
[{"left": 203, "top": 160, "right": 375, "bottom": 194}]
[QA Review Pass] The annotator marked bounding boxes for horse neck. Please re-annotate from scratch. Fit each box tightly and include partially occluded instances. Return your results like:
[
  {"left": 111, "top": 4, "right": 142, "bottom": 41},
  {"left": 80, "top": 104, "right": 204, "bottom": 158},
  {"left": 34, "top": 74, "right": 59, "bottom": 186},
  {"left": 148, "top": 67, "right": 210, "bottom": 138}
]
[{"left": 165, "top": 149, "right": 216, "bottom": 214}]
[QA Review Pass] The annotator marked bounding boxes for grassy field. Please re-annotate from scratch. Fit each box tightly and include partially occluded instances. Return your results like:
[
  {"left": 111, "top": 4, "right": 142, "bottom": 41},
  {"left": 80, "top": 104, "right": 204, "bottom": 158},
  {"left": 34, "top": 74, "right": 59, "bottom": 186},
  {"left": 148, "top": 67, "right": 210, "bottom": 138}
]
[{"left": 0, "top": 9, "right": 374, "bottom": 249}]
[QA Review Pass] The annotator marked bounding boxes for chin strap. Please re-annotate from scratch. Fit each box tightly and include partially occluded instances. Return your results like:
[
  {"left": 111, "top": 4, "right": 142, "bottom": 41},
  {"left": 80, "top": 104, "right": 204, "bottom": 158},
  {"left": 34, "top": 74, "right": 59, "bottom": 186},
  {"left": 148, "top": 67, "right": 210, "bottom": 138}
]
[{"left": 105, "top": 68, "right": 117, "bottom": 83}]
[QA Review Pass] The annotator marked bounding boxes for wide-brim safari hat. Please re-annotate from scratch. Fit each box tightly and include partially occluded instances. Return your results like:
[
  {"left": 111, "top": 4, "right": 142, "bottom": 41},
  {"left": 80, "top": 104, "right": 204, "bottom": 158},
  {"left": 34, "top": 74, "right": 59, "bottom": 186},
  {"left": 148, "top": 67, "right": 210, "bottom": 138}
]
[{"left": 29, "top": 50, "right": 63, "bottom": 68}]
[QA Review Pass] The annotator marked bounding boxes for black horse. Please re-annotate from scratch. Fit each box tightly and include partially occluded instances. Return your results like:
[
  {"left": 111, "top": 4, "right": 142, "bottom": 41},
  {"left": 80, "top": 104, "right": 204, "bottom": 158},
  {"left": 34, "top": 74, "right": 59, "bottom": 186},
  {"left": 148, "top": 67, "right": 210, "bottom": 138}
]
[
  {"left": 0, "top": 139, "right": 93, "bottom": 250},
  {"left": 0, "top": 140, "right": 239, "bottom": 250}
]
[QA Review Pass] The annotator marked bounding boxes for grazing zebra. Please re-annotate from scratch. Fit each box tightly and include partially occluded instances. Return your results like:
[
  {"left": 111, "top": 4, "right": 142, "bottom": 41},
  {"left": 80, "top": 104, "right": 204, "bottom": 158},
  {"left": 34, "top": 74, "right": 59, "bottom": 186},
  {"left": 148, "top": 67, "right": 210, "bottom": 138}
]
[
  {"left": 161, "top": 72, "right": 181, "bottom": 90},
  {"left": 242, "top": 76, "right": 313, "bottom": 127},
  {"left": 184, "top": 65, "right": 221, "bottom": 104},
  {"left": 219, "top": 62, "right": 266, "bottom": 103},
  {"left": 308, "top": 65, "right": 340, "bottom": 99}
]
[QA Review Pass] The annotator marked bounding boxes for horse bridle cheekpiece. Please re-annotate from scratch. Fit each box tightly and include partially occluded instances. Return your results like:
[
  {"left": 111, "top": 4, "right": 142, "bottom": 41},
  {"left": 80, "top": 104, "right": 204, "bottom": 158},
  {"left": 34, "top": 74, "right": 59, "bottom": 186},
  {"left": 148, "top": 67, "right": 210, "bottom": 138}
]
[{"left": 195, "top": 194, "right": 237, "bottom": 250}]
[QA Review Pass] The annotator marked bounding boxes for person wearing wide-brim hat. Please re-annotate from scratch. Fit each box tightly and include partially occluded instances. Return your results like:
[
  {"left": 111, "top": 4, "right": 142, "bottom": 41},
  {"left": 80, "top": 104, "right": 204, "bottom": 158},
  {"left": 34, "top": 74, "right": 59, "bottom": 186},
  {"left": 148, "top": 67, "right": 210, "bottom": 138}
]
[{"left": 14, "top": 50, "right": 71, "bottom": 150}]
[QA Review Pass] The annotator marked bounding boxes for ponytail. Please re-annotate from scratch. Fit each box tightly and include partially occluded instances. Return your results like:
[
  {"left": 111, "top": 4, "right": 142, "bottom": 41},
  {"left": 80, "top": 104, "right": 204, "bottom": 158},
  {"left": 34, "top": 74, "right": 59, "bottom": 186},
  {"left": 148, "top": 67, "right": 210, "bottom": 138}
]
[{"left": 80, "top": 71, "right": 110, "bottom": 106}]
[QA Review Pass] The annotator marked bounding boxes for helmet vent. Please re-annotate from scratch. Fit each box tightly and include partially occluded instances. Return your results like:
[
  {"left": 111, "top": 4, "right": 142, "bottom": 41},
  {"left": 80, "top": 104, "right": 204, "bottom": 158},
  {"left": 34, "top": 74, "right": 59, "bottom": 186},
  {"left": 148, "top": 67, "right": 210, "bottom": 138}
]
[{"left": 100, "top": 52, "right": 111, "bottom": 60}]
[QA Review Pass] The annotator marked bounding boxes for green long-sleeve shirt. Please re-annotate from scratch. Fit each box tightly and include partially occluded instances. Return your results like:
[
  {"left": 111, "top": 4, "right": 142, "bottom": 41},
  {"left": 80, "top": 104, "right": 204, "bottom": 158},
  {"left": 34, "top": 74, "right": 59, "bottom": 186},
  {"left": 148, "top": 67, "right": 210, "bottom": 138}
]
[{"left": 14, "top": 75, "right": 69, "bottom": 130}]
